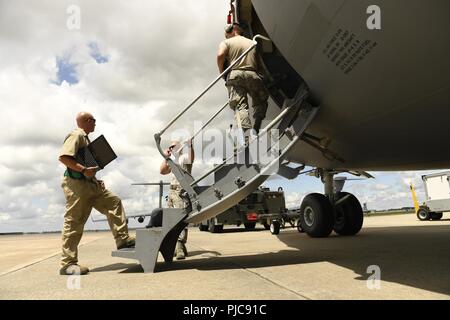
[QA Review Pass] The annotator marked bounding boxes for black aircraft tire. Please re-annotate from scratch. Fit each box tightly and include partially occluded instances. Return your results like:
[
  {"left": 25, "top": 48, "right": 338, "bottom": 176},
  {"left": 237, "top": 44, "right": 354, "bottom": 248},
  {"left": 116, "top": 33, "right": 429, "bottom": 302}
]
[
  {"left": 299, "top": 193, "right": 334, "bottom": 238},
  {"left": 333, "top": 192, "right": 364, "bottom": 236}
]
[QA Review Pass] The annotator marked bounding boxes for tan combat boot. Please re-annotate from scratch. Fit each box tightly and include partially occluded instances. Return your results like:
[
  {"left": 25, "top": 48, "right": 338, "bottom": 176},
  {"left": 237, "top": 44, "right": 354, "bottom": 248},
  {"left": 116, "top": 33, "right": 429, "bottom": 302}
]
[
  {"left": 117, "top": 235, "right": 136, "bottom": 250},
  {"left": 175, "top": 241, "right": 186, "bottom": 260},
  {"left": 59, "top": 264, "right": 89, "bottom": 275}
]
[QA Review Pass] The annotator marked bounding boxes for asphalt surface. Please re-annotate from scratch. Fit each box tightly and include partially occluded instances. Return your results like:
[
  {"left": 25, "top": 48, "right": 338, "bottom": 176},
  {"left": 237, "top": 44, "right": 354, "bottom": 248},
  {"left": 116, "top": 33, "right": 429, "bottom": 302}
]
[{"left": 0, "top": 213, "right": 449, "bottom": 300}]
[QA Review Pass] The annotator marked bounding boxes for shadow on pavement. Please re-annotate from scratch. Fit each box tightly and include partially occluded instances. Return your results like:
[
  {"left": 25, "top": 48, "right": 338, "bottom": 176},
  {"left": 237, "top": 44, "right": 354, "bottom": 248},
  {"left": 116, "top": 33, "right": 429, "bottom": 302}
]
[
  {"left": 90, "top": 263, "right": 137, "bottom": 273},
  {"left": 120, "top": 224, "right": 450, "bottom": 296},
  {"left": 94, "top": 250, "right": 221, "bottom": 273},
  {"left": 207, "top": 227, "right": 267, "bottom": 234}
]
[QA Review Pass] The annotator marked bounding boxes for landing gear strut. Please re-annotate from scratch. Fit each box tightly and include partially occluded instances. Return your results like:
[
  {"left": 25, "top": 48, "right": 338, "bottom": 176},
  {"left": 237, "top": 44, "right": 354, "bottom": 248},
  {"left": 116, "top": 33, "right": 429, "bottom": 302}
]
[{"left": 299, "top": 169, "right": 364, "bottom": 238}]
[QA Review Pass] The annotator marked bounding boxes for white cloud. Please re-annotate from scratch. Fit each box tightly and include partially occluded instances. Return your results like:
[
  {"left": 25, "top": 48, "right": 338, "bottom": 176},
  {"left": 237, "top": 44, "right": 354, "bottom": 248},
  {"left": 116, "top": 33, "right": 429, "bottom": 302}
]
[
  {"left": 285, "top": 191, "right": 305, "bottom": 210},
  {"left": 338, "top": 170, "right": 448, "bottom": 211},
  {"left": 0, "top": 214, "right": 11, "bottom": 223},
  {"left": 0, "top": 0, "right": 231, "bottom": 232}
]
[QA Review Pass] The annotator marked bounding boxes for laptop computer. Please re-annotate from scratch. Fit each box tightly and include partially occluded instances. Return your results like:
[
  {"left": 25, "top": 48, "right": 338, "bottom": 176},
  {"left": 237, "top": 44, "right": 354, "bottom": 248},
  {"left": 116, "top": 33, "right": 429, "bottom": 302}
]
[{"left": 75, "top": 135, "right": 117, "bottom": 169}]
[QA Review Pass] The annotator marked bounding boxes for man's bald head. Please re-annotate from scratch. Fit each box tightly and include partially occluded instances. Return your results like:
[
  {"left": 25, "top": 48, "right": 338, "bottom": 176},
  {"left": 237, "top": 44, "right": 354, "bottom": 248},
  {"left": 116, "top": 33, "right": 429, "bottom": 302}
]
[
  {"left": 76, "top": 112, "right": 92, "bottom": 124},
  {"left": 76, "top": 112, "right": 96, "bottom": 134}
]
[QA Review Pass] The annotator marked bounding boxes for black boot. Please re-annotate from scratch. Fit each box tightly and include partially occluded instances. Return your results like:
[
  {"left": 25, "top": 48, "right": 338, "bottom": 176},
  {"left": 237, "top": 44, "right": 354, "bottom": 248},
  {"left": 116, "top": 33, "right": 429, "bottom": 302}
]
[{"left": 253, "top": 118, "right": 262, "bottom": 134}]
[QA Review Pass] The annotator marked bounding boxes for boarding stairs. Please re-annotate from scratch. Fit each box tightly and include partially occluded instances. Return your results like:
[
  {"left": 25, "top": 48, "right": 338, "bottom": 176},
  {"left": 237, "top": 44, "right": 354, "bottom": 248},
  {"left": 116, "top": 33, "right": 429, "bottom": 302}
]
[{"left": 112, "top": 35, "right": 320, "bottom": 272}]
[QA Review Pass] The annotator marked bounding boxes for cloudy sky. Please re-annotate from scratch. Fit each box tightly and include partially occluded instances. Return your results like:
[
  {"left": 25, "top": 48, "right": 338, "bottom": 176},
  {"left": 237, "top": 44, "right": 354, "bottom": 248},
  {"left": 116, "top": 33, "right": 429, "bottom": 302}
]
[{"left": 0, "top": 0, "right": 439, "bottom": 233}]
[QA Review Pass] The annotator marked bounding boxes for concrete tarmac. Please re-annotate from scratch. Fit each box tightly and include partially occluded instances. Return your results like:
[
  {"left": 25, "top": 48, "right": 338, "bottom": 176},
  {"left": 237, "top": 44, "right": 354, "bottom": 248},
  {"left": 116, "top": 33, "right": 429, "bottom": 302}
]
[{"left": 0, "top": 214, "right": 449, "bottom": 300}]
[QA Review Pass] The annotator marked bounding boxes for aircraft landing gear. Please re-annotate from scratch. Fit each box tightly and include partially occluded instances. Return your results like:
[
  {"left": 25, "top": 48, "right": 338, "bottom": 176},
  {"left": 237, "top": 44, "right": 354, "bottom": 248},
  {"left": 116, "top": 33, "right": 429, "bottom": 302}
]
[
  {"left": 299, "top": 193, "right": 334, "bottom": 237},
  {"left": 333, "top": 192, "right": 364, "bottom": 235},
  {"left": 299, "top": 169, "right": 364, "bottom": 238}
]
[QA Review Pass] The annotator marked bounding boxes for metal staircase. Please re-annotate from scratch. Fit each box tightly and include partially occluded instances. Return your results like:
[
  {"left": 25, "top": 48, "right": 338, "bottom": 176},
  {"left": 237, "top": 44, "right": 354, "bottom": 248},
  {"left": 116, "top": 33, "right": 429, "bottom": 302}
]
[{"left": 112, "top": 35, "right": 319, "bottom": 272}]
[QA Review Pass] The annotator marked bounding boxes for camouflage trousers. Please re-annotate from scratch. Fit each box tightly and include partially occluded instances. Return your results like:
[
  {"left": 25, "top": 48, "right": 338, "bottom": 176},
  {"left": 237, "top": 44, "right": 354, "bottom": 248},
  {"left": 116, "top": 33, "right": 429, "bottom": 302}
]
[
  {"left": 226, "top": 70, "right": 269, "bottom": 131},
  {"left": 167, "top": 187, "right": 188, "bottom": 245}
]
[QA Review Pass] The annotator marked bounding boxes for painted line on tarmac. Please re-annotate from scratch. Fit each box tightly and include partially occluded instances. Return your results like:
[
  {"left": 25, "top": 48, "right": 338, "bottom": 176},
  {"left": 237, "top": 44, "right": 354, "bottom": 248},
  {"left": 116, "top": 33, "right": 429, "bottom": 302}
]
[
  {"left": 237, "top": 264, "right": 312, "bottom": 300},
  {"left": 0, "top": 237, "right": 102, "bottom": 277},
  {"left": 190, "top": 242, "right": 311, "bottom": 299}
]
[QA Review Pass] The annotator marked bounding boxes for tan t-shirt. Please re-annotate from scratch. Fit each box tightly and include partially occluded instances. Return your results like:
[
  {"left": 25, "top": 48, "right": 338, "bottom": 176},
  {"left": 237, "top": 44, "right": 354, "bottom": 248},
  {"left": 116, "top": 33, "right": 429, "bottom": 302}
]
[
  {"left": 60, "top": 128, "right": 89, "bottom": 158},
  {"left": 221, "top": 35, "right": 257, "bottom": 72}
]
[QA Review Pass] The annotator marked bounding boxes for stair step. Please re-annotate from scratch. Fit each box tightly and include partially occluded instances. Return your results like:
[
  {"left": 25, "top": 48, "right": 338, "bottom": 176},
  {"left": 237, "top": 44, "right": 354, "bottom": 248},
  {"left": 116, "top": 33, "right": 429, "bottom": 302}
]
[{"left": 142, "top": 227, "right": 163, "bottom": 232}]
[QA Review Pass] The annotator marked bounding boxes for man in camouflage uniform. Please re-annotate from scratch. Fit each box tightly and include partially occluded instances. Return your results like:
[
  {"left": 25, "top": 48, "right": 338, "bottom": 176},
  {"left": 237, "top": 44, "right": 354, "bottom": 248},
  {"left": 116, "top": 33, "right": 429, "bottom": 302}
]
[
  {"left": 217, "top": 23, "right": 269, "bottom": 133},
  {"left": 58, "top": 112, "right": 135, "bottom": 275},
  {"left": 160, "top": 138, "right": 194, "bottom": 260}
]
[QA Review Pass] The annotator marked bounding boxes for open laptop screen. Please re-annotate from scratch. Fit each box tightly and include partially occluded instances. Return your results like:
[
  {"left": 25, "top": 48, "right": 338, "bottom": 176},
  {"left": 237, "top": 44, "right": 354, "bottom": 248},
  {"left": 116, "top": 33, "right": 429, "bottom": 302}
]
[{"left": 76, "top": 135, "right": 117, "bottom": 169}]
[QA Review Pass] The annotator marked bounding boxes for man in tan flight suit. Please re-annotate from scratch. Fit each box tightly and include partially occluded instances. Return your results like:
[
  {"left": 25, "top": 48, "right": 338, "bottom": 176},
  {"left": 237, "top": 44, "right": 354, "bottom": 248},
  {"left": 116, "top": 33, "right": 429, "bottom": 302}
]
[
  {"left": 160, "top": 138, "right": 194, "bottom": 260},
  {"left": 217, "top": 23, "right": 269, "bottom": 133},
  {"left": 58, "top": 112, "right": 135, "bottom": 275}
]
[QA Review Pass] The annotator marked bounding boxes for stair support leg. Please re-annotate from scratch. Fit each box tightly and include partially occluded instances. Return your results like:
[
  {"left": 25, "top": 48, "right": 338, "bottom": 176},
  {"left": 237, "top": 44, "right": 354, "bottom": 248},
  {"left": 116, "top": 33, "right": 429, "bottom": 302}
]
[{"left": 113, "top": 209, "right": 187, "bottom": 273}]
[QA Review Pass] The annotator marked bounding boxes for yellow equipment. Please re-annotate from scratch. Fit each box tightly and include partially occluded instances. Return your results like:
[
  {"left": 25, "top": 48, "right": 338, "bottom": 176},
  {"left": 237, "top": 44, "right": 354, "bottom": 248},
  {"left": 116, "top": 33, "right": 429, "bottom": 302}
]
[{"left": 409, "top": 183, "right": 420, "bottom": 214}]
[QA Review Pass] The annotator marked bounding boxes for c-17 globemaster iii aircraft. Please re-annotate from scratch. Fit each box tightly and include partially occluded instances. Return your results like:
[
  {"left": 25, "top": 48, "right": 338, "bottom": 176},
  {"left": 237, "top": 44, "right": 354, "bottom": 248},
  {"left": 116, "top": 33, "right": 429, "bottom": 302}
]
[{"left": 113, "top": 0, "right": 450, "bottom": 272}]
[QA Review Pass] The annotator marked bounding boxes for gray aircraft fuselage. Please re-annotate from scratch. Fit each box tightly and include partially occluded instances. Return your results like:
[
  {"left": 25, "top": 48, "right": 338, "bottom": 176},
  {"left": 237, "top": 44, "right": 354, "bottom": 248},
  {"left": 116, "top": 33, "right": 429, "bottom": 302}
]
[{"left": 249, "top": 0, "right": 450, "bottom": 171}]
